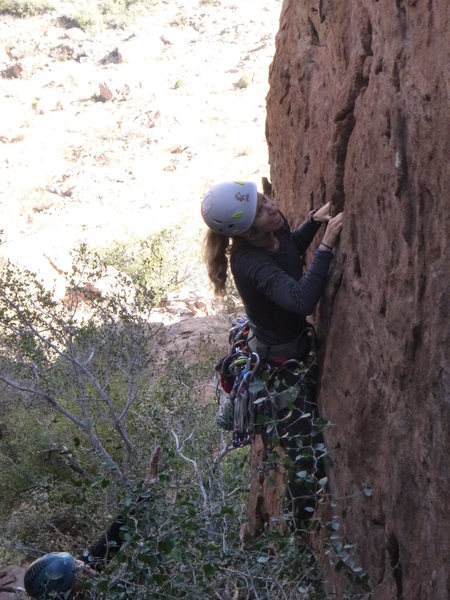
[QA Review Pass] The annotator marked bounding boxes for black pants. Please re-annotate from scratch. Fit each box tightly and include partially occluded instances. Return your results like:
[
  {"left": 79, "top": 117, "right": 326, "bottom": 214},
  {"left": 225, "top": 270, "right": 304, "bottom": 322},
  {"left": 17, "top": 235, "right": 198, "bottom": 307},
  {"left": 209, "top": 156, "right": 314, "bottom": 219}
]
[{"left": 271, "top": 361, "right": 326, "bottom": 525}]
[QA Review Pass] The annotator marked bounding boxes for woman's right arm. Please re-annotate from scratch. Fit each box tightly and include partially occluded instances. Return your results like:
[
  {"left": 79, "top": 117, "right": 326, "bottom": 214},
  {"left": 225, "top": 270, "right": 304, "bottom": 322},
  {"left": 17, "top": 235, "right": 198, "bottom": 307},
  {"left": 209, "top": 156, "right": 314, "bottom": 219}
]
[{"left": 237, "top": 249, "right": 334, "bottom": 316}]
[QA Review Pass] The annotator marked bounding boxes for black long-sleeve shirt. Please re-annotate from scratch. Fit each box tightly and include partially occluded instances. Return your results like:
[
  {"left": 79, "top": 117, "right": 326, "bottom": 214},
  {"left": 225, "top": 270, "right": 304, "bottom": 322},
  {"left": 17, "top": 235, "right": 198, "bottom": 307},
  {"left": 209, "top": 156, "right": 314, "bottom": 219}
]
[{"left": 230, "top": 215, "right": 332, "bottom": 346}]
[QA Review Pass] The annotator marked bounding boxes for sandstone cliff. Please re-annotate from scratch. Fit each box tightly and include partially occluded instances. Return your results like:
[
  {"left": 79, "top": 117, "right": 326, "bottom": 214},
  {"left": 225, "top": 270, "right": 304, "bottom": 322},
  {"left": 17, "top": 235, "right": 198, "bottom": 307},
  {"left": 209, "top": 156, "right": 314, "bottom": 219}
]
[{"left": 265, "top": 1, "right": 449, "bottom": 598}]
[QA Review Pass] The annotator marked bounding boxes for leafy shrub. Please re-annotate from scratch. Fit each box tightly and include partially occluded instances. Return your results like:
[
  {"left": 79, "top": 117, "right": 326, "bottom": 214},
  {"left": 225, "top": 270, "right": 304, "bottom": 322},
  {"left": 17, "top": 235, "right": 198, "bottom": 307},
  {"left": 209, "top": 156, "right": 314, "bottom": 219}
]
[
  {"left": 0, "top": 0, "right": 54, "bottom": 16},
  {"left": 0, "top": 234, "right": 368, "bottom": 597},
  {"left": 65, "top": 4, "right": 103, "bottom": 31},
  {"left": 0, "top": 232, "right": 210, "bottom": 567},
  {"left": 98, "top": 228, "right": 184, "bottom": 306},
  {"left": 0, "top": 235, "right": 179, "bottom": 487},
  {"left": 0, "top": 0, "right": 161, "bottom": 28},
  {"left": 61, "top": 0, "right": 161, "bottom": 30},
  {"left": 82, "top": 433, "right": 327, "bottom": 599},
  {"left": 234, "top": 73, "right": 252, "bottom": 89}
]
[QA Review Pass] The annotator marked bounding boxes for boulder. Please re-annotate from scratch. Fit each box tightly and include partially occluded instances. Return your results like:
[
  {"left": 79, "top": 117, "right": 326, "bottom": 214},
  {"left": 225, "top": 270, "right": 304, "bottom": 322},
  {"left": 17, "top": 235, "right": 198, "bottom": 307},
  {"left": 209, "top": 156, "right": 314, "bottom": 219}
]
[{"left": 265, "top": 1, "right": 449, "bottom": 598}]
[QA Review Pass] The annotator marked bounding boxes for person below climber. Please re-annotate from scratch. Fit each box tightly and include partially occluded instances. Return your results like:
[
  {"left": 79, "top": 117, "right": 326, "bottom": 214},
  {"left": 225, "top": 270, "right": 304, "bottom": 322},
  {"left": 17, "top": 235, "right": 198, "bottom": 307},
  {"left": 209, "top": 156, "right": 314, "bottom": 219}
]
[
  {"left": 22, "top": 447, "right": 160, "bottom": 599},
  {"left": 201, "top": 180, "right": 343, "bottom": 519}
]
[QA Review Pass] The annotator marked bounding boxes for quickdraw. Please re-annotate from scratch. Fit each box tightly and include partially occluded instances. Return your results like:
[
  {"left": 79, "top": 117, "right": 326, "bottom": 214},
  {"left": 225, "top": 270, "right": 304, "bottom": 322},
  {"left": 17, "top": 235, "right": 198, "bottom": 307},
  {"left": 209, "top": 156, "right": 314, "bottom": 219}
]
[
  {"left": 215, "top": 317, "right": 317, "bottom": 448},
  {"left": 215, "top": 317, "right": 266, "bottom": 447},
  {"left": 231, "top": 350, "right": 261, "bottom": 447}
]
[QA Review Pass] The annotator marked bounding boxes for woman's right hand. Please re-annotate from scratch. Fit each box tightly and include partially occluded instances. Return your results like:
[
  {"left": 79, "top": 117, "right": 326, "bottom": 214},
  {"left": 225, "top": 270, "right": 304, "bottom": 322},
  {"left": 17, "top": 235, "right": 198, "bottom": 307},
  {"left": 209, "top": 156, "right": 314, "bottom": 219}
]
[{"left": 320, "top": 211, "right": 344, "bottom": 249}]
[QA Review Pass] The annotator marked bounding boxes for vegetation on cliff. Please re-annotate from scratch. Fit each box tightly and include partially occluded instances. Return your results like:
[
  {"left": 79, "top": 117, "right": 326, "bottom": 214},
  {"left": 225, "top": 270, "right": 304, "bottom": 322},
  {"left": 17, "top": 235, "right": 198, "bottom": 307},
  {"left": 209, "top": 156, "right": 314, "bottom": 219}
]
[{"left": 0, "top": 235, "right": 332, "bottom": 599}]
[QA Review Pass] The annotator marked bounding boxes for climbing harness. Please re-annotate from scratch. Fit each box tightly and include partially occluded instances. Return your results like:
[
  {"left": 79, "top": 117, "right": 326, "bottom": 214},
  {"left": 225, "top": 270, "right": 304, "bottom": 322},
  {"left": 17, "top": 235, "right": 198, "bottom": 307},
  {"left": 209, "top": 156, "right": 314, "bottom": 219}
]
[
  {"left": 215, "top": 318, "right": 330, "bottom": 524},
  {"left": 215, "top": 317, "right": 318, "bottom": 449}
]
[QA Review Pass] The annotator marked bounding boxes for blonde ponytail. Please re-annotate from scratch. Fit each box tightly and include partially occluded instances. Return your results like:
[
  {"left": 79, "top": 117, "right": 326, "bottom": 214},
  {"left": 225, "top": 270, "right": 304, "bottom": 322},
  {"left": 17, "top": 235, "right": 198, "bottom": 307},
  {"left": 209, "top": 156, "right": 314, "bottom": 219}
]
[{"left": 203, "top": 229, "right": 230, "bottom": 296}]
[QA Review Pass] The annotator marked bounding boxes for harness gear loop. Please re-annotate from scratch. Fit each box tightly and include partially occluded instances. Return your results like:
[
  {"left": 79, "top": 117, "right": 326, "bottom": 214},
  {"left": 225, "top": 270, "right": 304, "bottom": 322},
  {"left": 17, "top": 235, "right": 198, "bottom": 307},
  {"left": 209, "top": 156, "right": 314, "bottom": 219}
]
[{"left": 215, "top": 317, "right": 317, "bottom": 449}]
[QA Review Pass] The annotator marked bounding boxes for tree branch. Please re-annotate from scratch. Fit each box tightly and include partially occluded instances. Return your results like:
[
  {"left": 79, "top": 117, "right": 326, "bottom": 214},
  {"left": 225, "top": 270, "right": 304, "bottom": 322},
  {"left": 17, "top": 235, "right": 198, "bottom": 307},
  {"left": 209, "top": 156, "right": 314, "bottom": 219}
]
[
  {"left": 171, "top": 429, "right": 208, "bottom": 509},
  {"left": 0, "top": 374, "right": 129, "bottom": 486}
]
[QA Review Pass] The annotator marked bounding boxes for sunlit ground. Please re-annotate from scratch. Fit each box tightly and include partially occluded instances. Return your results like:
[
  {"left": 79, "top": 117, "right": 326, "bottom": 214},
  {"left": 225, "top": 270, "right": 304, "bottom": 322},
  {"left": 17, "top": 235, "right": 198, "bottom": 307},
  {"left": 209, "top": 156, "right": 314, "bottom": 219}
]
[{"left": 0, "top": 0, "right": 282, "bottom": 294}]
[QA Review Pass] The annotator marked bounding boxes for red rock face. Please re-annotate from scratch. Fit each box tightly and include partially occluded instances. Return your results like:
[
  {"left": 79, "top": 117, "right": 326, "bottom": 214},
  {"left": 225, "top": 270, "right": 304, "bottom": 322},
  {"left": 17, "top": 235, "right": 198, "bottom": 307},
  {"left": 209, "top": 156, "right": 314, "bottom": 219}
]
[{"left": 266, "top": 1, "right": 449, "bottom": 598}]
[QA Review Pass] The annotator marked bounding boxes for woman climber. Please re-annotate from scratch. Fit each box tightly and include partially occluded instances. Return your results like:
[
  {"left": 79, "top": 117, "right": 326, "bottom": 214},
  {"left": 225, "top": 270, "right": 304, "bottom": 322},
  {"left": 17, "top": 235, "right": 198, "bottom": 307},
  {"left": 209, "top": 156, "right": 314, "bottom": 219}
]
[
  {"left": 202, "top": 180, "right": 343, "bottom": 361},
  {"left": 201, "top": 180, "right": 343, "bottom": 521}
]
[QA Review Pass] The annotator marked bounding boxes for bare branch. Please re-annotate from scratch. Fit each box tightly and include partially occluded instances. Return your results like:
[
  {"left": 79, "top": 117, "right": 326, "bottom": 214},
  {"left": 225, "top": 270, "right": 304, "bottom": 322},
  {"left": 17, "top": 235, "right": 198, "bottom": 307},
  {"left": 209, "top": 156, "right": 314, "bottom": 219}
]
[
  {"left": 0, "top": 374, "right": 129, "bottom": 486},
  {"left": 0, "top": 374, "right": 85, "bottom": 428},
  {"left": 171, "top": 429, "right": 208, "bottom": 509}
]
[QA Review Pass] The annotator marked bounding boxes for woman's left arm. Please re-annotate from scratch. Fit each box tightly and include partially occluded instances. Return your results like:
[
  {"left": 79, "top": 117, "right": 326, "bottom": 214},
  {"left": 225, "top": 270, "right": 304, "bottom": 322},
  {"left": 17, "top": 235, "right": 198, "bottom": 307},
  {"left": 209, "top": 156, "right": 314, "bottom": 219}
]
[{"left": 292, "top": 202, "right": 331, "bottom": 254}]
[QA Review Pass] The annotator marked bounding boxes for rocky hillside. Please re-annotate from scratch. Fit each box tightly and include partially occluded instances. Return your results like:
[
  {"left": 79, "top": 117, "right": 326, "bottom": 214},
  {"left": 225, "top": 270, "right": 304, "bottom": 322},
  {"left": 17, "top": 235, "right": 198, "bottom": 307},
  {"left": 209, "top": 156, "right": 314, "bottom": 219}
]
[
  {"left": 0, "top": 0, "right": 283, "bottom": 376},
  {"left": 266, "top": 1, "right": 449, "bottom": 599},
  {"left": 0, "top": 0, "right": 280, "bottom": 295}
]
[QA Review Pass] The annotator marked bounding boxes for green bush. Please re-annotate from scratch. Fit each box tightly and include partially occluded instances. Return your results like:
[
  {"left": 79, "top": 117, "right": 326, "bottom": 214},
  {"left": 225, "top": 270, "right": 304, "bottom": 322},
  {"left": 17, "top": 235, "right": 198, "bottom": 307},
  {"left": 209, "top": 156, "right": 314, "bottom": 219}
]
[
  {"left": 63, "top": 0, "right": 161, "bottom": 30},
  {"left": 65, "top": 5, "right": 103, "bottom": 31},
  {"left": 234, "top": 73, "right": 252, "bottom": 89},
  {"left": 81, "top": 437, "right": 326, "bottom": 599},
  {"left": 0, "top": 234, "right": 368, "bottom": 597},
  {"left": 0, "top": 233, "right": 212, "bottom": 567},
  {"left": 0, "top": 0, "right": 54, "bottom": 16},
  {"left": 0, "top": 236, "right": 178, "bottom": 488},
  {"left": 98, "top": 228, "right": 184, "bottom": 306},
  {"left": 0, "top": 0, "right": 161, "bottom": 28}
]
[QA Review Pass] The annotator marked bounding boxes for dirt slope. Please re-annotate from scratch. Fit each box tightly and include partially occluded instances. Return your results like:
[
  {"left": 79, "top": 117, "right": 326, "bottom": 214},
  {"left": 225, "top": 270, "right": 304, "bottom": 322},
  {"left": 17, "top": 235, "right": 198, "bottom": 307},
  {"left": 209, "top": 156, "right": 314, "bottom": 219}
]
[{"left": 0, "top": 0, "right": 281, "bottom": 297}]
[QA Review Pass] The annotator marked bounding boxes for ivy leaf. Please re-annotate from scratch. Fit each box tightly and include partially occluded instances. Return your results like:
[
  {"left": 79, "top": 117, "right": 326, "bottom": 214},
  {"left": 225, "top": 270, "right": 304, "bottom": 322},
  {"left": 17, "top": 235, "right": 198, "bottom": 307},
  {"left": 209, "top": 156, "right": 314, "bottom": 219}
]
[{"left": 249, "top": 380, "right": 265, "bottom": 394}]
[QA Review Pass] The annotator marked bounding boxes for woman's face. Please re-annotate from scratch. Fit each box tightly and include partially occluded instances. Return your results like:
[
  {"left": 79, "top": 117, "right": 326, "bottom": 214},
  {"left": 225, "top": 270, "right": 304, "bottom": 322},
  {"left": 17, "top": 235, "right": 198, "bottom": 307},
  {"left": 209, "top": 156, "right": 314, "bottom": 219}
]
[{"left": 252, "top": 193, "right": 284, "bottom": 232}]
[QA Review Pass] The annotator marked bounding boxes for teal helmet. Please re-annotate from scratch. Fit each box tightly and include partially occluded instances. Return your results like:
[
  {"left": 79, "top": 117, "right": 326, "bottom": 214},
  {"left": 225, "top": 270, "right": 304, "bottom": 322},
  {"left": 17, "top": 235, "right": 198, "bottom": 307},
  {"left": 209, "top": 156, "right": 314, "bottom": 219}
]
[
  {"left": 201, "top": 181, "right": 258, "bottom": 236},
  {"left": 24, "top": 552, "right": 76, "bottom": 599}
]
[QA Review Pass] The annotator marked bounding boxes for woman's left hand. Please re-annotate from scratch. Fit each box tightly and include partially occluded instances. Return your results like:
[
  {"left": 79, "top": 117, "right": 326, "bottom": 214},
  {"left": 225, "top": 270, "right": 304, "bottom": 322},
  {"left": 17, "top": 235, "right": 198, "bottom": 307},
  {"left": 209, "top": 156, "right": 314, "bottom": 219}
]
[{"left": 313, "top": 202, "right": 331, "bottom": 223}]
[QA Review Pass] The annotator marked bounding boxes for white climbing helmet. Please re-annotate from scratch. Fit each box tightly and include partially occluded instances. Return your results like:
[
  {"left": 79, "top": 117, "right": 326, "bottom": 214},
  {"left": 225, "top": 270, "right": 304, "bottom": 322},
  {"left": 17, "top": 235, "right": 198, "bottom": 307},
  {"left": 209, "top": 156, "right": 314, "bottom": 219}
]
[{"left": 201, "top": 181, "right": 258, "bottom": 236}]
